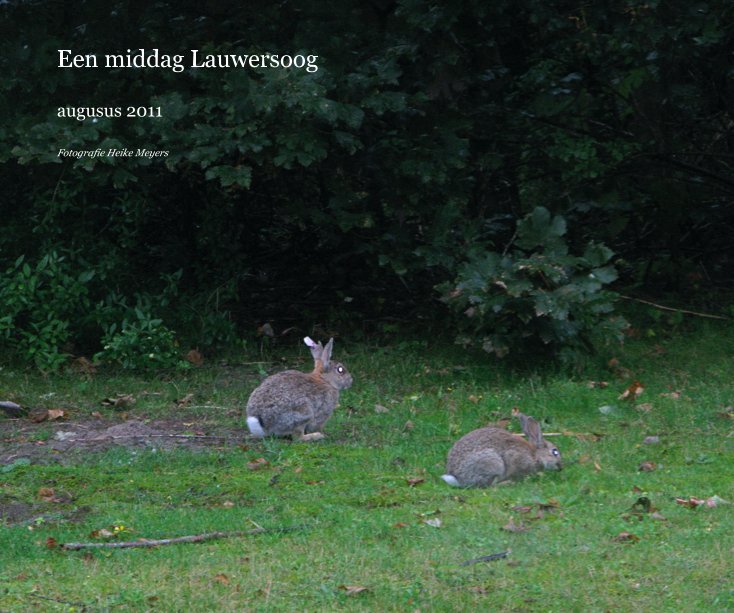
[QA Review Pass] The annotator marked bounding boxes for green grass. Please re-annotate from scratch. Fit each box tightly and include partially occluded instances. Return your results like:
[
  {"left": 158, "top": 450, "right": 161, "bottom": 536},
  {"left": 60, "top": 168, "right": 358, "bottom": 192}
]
[{"left": 1, "top": 323, "right": 734, "bottom": 611}]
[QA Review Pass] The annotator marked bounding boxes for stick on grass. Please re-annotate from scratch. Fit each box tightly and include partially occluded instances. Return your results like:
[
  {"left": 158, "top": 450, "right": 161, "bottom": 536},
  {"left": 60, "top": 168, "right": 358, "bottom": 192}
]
[{"left": 60, "top": 526, "right": 302, "bottom": 551}]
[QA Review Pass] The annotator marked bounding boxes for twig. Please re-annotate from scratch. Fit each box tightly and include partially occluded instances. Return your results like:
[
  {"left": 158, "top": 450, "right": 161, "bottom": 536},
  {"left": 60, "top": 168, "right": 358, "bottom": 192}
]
[
  {"left": 459, "top": 550, "right": 510, "bottom": 566},
  {"left": 61, "top": 526, "right": 302, "bottom": 551},
  {"left": 86, "top": 433, "right": 251, "bottom": 442},
  {"left": 619, "top": 295, "right": 729, "bottom": 320},
  {"left": 28, "top": 593, "right": 87, "bottom": 608}
]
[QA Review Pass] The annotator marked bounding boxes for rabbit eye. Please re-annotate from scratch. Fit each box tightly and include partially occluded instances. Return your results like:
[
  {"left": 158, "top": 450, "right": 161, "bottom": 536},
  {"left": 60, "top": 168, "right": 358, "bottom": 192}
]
[
  {"left": 337, "top": 366, "right": 344, "bottom": 373},
  {"left": 552, "top": 448, "right": 560, "bottom": 456}
]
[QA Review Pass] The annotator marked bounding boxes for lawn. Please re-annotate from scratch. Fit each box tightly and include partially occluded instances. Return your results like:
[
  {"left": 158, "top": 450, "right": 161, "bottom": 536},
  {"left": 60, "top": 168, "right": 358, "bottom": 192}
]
[{"left": 1, "top": 323, "right": 733, "bottom": 611}]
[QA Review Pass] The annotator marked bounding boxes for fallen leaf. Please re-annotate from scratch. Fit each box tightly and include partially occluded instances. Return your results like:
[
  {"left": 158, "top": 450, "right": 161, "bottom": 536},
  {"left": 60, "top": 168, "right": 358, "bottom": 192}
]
[
  {"left": 638, "top": 461, "right": 657, "bottom": 472},
  {"left": 28, "top": 408, "right": 50, "bottom": 423},
  {"left": 501, "top": 518, "right": 528, "bottom": 533},
  {"left": 587, "top": 381, "right": 609, "bottom": 389},
  {"left": 468, "top": 586, "right": 489, "bottom": 594},
  {"left": 339, "top": 585, "right": 369, "bottom": 596},
  {"left": 305, "top": 480, "right": 325, "bottom": 485},
  {"left": 619, "top": 381, "right": 644, "bottom": 401},
  {"left": 650, "top": 512, "right": 668, "bottom": 521},
  {"left": 222, "top": 501, "right": 235, "bottom": 508},
  {"left": 636, "top": 403, "right": 654, "bottom": 412},
  {"left": 392, "top": 522, "right": 409, "bottom": 529},
  {"left": 101, "top": 394, "right": 135, "bottom": 409},
  {"left": 213, "top": 574, "right": 229, "bottom": 586},
  {"left": 45, "top": 537, "right": 58, "bottom": 549},
  {"left": 186, "top": 349, "right": 204, "bottom": 366},
  {"left": 659, "top": 391, "right": 681, "bottom": 400},
  {"left": 612, "top": 531, "right": 639, "bottom": 543},
  {"left": 424, "top": 518, "right": 442, "bottom": 528},
  {"left": 90, "top": 528, "right": 114, "bottom": 539},
  {"left": 594, "top": 461, "right": 603, "bottom": 472},
  {"left": 47, "top": 409, "right": 66, "bottom": 421},
  {"left": 37, "top": 487, "right": 58, "bottom": 502},
  {"left": 403, "top": 420, "right": 414, "bottom": 430},
  {"left": 247, "top": 458, "right": 269, "bottom": 471},
  {"left": 70, "top": 356, "right": 96, "bottom": 375},
  {"left": 374, "top": 404, "right": 389, "bottom": 414},
  {"left": 91, "top": 411, "right": 103, "bottom": 419},
  {"left": 643, "top": 436, "right": 660, "bottom": 445},
  {"left": 175, "top": 393, "right": 195, "bottom": 408},
  {"left": 717, "top": 406, "right": 734, "bottom": 419},
  {"left": 406, "top": 477, "right": 425, "bottom": 487},
  {"left": 538, "top": 499, "right": 561, "bottom": 512},
  {"left": 510, "top": 505, "right": 534, "bottom": 514},
  {"left": 468, "top": 395, "right": 480, "bottom": 404}
]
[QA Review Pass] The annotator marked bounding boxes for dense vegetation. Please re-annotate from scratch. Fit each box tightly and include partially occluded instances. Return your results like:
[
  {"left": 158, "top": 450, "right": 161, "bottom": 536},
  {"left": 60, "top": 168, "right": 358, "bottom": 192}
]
[{"left": 1, "top": 1, "right": 732, "bottom": 368}]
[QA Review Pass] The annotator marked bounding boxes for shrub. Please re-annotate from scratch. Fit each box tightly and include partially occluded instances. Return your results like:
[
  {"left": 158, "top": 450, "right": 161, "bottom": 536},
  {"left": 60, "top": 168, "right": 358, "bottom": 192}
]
[
  {"left": 439, "top": 207, "right": 628, "bottom": 362},
  {"left": 0, "top": 252, "right": 92, "bottom": 370},
  {"left": 94, "top": 308, "right": 189, "bottom": 371}
]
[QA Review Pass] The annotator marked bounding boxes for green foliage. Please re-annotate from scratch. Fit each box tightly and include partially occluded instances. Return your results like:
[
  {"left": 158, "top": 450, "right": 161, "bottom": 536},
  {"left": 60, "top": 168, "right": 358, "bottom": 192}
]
[
  {"left": 0, "top": 1, "right": 731, "bottom": 366},
  {"left": 0, "top": 252, "right": 91, "bottom": 370},
  {"left": 94, "top": 308, "right": 188, "bottom": 371},
  {"left": 441, "top": 207, "right": 627, "bottom": 361}
]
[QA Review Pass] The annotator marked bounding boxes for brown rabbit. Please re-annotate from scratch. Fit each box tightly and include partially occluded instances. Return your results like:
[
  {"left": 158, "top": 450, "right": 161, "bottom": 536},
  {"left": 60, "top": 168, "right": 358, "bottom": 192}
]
[
  {"left": 441, "top": 410, "right": 562, "bottom": 487},
  {"left": 246, "top": 337, "right": 352, "bottom": 441}
]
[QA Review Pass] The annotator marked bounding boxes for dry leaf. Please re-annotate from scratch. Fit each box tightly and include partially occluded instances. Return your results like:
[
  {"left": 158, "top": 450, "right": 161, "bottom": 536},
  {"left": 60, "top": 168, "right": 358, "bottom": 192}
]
[
  {"left": 45, "top": 537, "right": 58, "bottom": 549},
  {"left": 424, "top": 518, "right": 442, "bottom": 528},
  {"left": 650, "top": 512, "right": 668, "bottom": 521},
  {"left": 501, "top": 518, "right": 528, "bottom": 533},
  {"left": 406, "top": 477, "right": 425, "bottom": 487},
  {"left": 538, "top": 499, "right": 560, "bottom": 511},
  {"left": 70, "top": 356, "right": 96, "bottom": 375},
  {"left": 374, "top": 404, "right": 389, "bottom": 414},
  {"left": 90, "top": 528, "right": 114, "bottom": 539},
  {"left": 175, "top": 393, "right": 195, "bottom": 408},
  {"left": 619, "top": 381, "right": 644, "bottom": 401},
  {"left": 47, "top": 409, "right": 66, "bottom": 421},
  {"left": 468, "top": 394, "right": 480, "bottom": 404},
  {"left": 587, "top": 381, "right": 609, "bottom": 389},
  {"left": 213, "top": 574, "right": 230, "bottom": 586},
  {"left": 643, "top": 436, "right": 660, "bottom": 445},
  {"left": 511, "top": 505, "right": 534, "bottom": 514},
  {"left": 638, "top": 461, "right": 657, "bottom": 472},
  {"left": 246, "top": 458, "right": 269, "bottom": 471},
  {"left": 222, "top": 501, "right": 235, "bottom": 508},
  {"left": 636, "top": 403, "right": 654, "bottom": 413},
  {"left": 37, "top": 487, "right": 59, "bottom": 502},
  {"left": 305, "top": 480, "right": 325, "bottom": 485},
  {"left": 101, "top": 394, "right": 135, "bottom": 409},
  {"left": 468, "top": 586, "right": 489, "bottom": 594},
  {"left": 659, "top": 391, "right": 681, "bottom": 400},
  {"left": 613, "top": 531, "right": 639, "bottom": 543},
  {"left": 186, "top": 349, "right": 204, "bottom": 366},
  {"left": 403, "top": 420, "right": 414, "bottom": 430},
  {"left": 392, "top": 522, "right": 409, "bottom": 529},
  {"left": 594, "top": 461, "right": 603, "bottom": 472},
  {"left": 339, "top": 585, "right": 369, "bottom": 596}
]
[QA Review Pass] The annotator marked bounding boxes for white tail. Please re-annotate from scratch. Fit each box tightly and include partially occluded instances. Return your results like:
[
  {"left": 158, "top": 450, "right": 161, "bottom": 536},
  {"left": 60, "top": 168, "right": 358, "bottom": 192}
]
[
  {"left": 247, "top": 416, "right": 266, "bottom": 438},
  {"left": 441, "top": 474, "right": 461, "bottom": 487}
]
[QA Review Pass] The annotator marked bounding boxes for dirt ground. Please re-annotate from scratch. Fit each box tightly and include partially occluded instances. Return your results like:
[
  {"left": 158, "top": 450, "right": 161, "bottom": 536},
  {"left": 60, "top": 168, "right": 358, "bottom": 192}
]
[{"left": 0, "top": 414, "right": 250, "bottom": 467}]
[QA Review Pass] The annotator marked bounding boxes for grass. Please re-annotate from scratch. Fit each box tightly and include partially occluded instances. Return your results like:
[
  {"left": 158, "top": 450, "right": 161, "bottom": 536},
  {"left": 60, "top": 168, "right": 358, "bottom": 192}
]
[{"left": 1, "top": 322, "right": 733, "bottom": 611}]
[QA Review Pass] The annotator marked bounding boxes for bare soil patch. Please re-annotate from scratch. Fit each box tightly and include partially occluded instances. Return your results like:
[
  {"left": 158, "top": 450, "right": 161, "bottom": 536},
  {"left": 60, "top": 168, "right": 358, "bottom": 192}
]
[{"left": 0, "top": 415, "right": 250, "bottom": 467}]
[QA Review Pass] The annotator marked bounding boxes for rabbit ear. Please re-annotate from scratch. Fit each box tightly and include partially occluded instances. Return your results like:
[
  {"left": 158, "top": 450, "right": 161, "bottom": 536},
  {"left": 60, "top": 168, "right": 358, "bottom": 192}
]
[
  {"left": 520, "top": 416, "right": 545, "bottom": 447},
  {"left": 321, "top": 338, "right": 334, "bottom": 368},
  {"left": 303, "top": 336, "right": 324, "bottom": 361}
]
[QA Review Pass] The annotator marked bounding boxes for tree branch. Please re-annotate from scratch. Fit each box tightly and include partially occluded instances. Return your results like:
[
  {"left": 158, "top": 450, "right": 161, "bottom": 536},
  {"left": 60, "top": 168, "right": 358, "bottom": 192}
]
[{"left": 60, "top": 526, "right": 303, "bottom": 551}]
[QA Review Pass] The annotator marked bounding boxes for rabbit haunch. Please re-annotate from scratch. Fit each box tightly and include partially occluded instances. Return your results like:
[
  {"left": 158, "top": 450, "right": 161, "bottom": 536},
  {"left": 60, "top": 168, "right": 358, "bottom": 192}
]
[
  {"left": 442, "top": 410, "right": 562, "bottom": 488},
  {"left": 246, "top": 337, "right": 352, "bottom": 441}
]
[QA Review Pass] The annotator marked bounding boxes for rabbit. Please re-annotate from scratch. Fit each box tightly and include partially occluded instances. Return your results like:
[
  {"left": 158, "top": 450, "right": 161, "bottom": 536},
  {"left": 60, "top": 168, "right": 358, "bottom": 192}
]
[
  {"left": 441, "top": 409, "right": 562, "bottom": 487},
  {"left": 246, "top": 337, "right": 353, "bottom": 441}
]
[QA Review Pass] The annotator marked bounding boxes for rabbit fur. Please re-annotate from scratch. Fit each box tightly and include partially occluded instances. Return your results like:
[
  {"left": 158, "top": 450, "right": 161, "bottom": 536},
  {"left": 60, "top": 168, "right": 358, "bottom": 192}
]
[
  {"left": 246, "top": 337, "right": 352, "bottom": 441},
  {"left": 441, "top": 410, "right": 562, "bottom": 487}
]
